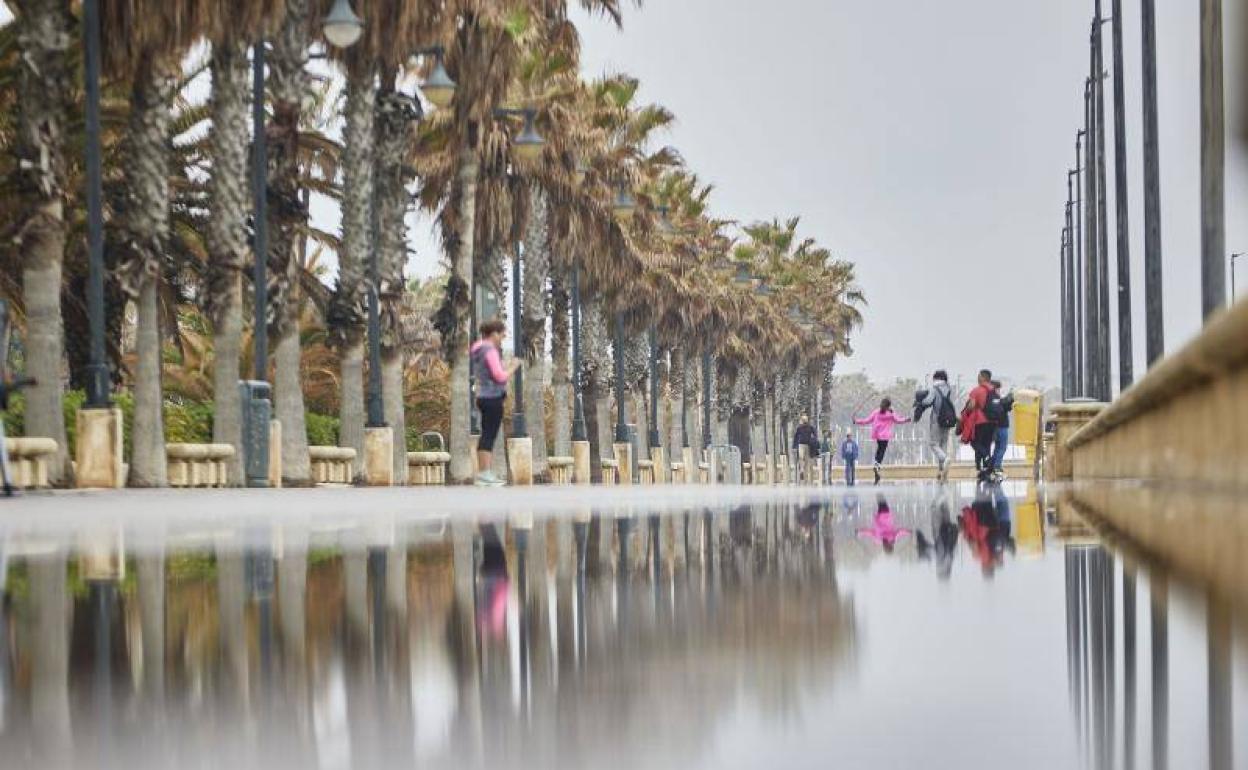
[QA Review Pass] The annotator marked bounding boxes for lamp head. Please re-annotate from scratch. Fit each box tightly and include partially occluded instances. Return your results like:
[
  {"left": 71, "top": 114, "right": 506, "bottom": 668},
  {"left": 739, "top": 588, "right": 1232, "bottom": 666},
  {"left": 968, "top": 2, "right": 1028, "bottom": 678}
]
[
  {"left": 324, "top": 0, "right": 364, "bottom": 49},
  {"left": 612, "top": 186, "right": 636, "bottom": 223},
  {"left": 421, "top": 51, "right": 456, "bottom": 109},
  {"left": 511, "top": 110, "right": 544, "bottom": 162}
]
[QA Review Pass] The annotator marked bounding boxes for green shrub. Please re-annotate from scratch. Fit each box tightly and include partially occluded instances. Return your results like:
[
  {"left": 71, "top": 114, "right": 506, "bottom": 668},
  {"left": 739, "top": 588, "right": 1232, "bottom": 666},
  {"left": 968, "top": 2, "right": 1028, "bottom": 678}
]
[{"left": 305, "top": 412, "right": 339, "bottom": 446}]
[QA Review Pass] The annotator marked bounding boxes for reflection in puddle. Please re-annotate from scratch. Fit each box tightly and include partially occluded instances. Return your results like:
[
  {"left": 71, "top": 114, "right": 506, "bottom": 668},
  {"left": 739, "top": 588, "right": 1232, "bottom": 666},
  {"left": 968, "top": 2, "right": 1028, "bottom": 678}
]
[{"left": 0, "top": 484, "right": 1242, "bottom": 769}]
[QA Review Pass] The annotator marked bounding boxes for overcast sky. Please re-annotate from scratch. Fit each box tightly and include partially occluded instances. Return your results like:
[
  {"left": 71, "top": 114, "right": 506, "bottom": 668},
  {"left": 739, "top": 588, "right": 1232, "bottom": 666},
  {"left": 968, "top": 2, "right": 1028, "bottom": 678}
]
[{"left": 559, "top": 0, "right": 1248, "bottom": 392}]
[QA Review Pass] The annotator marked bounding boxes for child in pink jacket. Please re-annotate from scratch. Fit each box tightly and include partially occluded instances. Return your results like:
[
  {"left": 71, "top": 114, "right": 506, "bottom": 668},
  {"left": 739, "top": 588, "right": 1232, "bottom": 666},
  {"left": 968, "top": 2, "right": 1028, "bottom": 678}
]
[{"left": 854, "top": 398, "right": 911, "bottom": 485}]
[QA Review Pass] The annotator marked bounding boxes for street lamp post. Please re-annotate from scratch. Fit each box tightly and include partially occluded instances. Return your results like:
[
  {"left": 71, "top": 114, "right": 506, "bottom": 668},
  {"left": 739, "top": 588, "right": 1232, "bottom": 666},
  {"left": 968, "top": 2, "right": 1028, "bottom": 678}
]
[
  {"left": 701, "top": 350, "right": 712, "bottom": 452},
  {"left": 1199, "top": 0, "right": 1225, "bottom": 320},
  {"left": 1074, "top": 133, "right": 1085, "bottom": 394},
  {"left": 1110, "top": 0, "right": 1133, "bottom": 391},
  {"left": 647, "top": 327, "right": 661, "bottom": 451},
  {"left": 1141, "top": 0, "right": 1164, "bottom": 365},
  {"left": 511, "top": 239, "right": 527, "bottom": 438},
  {"left": 613, "top": 313, "right": 628, "bottom": 444},
  {"left": 571, "top": 268, "right": 587, "bottom": 442},
  {"left": 82, "top": 0, "right": 109, "bottom": 409}
]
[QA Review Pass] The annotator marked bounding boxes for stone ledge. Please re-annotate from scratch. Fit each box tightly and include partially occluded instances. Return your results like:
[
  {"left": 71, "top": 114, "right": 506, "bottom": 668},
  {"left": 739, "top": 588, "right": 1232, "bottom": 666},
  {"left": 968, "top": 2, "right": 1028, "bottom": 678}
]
[
  {"left": 6, "top": 437, "right": 58, "bottom": 489},
  {"left": 1068, "top": 299, "right": 1248, "bottom": 451}
]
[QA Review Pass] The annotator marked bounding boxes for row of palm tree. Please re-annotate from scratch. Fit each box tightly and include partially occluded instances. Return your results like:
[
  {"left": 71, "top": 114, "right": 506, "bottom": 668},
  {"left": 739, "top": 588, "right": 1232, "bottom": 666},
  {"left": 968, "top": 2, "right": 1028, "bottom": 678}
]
[{"left": 3, "top": 0, "right": 862, "bottom": 487}]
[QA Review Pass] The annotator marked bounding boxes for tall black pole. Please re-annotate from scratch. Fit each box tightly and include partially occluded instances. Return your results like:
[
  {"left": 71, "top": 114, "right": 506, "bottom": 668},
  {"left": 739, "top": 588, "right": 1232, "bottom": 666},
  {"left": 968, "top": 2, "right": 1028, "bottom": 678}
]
[
  {"left": 1199, "top": 0, "right": 1225, "bottom": 320},
  {"left": 1093, "top": 6, "right": 1112, "bottom": 401},
  {"left": 1075, "top": 135, "right": 1085, "bottom": 395},
  {"left": 1083, "top": 80, "right": 1099, "bottom": 401},
  {"left": 364, "top": 159, "right": 384, "bottom": 428},
  {"left": 613, "top": 313, "right": 627, "bottom": 443},
  {"left": 647, "top": 327, "right": 660, "bottom": 449},
  {"left": 1066, "top": 171, "right": 1078, "bottom": 396},
  {"left": 1110, "top": 0, "right": 1133, "bottom": 391},
  {"left": 511, "top": 243, "right": 526, "bottom": 437},
  {"left": 1061, "top": 227, "right": 1072, "bottom": 398},
  {"left": 570, "top": 268, "right": 586, "bottom": 442},
  {"left": 680, "top": 350, "right": 690, "bottom": 449},
  {"left": 701, "top": 350, "right": 712, "bottom": 452},
  {"left": 83, "top": 0, "right": 110, "bottom": 407},
  {"left": 252, "top": 44, "right": 269, "bottom": 383},
  {"left": 1141, "top": 0, "right": 1165, "bottom": 365}
]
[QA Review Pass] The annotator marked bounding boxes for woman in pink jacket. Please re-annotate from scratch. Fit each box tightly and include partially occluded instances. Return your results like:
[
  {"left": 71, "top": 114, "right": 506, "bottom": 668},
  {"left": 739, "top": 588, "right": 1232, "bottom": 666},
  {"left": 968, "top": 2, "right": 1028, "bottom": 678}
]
[{"left": 854, "top": 398, "right": 911, "bottom": 485}]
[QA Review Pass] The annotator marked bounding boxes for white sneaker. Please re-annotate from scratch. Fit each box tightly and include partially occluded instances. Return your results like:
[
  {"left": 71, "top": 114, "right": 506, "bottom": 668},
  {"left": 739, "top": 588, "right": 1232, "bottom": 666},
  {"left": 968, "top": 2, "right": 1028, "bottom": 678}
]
[{"left": 474, "top": 471, "right": 506, "bottom": 487}]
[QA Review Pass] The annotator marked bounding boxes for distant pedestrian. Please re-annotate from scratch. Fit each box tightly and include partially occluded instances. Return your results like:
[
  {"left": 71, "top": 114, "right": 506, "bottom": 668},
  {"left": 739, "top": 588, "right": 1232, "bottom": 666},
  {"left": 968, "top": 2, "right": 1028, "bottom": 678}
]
[
  {"left": 792, "top": 413, "right": 819, "bottom": 484},
  {"left": 840, "top": 431, "right": 860, "bottom": 486},
  {"left": 918, "top": 369, "right": 957, "bottom": 482},
  {"left": 855, "top": 398, "right": 911, "bottom": 485},
  {"left": 960, "top": 369, "right": 996, "bottom": 482},
  {"left": 988, "top": 379, "right": 1015, "bottom": 481},
  {"left": 470, "top": 319, "right": 521, "bottom": 487}
]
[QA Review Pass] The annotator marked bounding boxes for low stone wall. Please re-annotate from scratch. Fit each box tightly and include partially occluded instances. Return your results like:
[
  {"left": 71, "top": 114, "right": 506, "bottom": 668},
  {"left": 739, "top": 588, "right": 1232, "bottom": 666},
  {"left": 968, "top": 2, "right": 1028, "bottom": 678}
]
[
  {"left": 310, "top": 446, "right": 356, "bottom": 485},
  {"left": 167, "top": 443, "right": 236, "bottom": 488},
  {"left": 1067, "top": 299, "right": 1248, "bottom": 489},
  {"left": 6, "top": 437, "right": 58, "bottom": 489}
]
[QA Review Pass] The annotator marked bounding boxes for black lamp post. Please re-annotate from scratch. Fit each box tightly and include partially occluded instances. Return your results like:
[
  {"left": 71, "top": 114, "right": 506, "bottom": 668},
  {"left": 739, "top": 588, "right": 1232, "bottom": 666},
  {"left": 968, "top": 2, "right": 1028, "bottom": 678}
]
[
  {"left": 701, "top": 349, "right": 712, "bottom": 452},
  {"left": 613, "top": 312, "right": 628, "bottom": 444},
  {"left": 647, "top": 327, "right": 661, "bottom": 450},
  {"left": 82, "top": 0, "right": 109, "bottom": 408},
  {"left": 571, "top": 268, "right": 587, "bottom": 442},
  {"left": 510, "top": 238, "right": 527, "bottom": 438}
]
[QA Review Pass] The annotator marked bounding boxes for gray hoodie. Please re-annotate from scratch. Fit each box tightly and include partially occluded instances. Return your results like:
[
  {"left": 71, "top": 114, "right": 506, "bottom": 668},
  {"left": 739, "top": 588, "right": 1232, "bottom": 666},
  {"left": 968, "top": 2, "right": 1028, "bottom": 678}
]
[{"left": 921, "top": 381, "right": 953, "bottom": 430}]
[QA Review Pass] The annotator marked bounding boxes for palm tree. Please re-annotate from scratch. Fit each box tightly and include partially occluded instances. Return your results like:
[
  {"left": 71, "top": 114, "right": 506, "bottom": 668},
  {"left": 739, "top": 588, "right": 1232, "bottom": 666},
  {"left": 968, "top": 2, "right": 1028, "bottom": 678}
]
[
  {"left": 205, "top": 37, "right": 251, "bottom": 486},
  {"left": 267, "top": 0, "right": 316, "bottom": 485},
  {"left": 12, "top": 0, "right": 73, "bottom": 484}
]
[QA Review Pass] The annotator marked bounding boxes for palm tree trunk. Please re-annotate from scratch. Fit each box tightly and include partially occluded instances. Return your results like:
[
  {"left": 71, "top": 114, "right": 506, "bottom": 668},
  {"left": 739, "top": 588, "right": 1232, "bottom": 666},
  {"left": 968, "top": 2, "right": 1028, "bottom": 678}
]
[
  {"left": 582, "top": 297, "right": 610, "bottom": 481},
  {"left": 549, "top": 271, "right": 570, "bottom": 457},
  {"left": 382, "top": 349, "right": 406, "bottom": 483},
  {"left": 446, "top": 149, "right": 479, "bottom": 483},
  {"left": 120, "top": 54, "right": 175, "bottom": 488},
  {"left": 375, "top": 86, "right": 416, "bottom": 485},
  {"left": 130, "top": 275, "right": 167, "bottom": 486},
  {"left": 207, "top": 39, "right": 250, "bottom": 486},
  {"left": 267, "top": 0, "right": 312, "bottom": 485},
  {"left": 522, "top": 186, "right": 550, "bottom": 477},
  {"left": 15, "top": 0, "right": 72, "bottom": 484},
  {"left": 339, "top": 335, "right": 365, "bottom": 477},
  {"left": 330, "top": 64, "right": 375, "bottom": 480}
]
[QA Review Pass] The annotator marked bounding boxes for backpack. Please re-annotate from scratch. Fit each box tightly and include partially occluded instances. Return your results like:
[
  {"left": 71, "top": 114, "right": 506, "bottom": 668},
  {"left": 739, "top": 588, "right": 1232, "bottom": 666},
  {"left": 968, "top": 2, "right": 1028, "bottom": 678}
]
[
  {"left": 936, "top": 387, "right": 959, "bottom": 430},
  {"left": 983, "top": 390, "right": 1006, "bottom": 426}
]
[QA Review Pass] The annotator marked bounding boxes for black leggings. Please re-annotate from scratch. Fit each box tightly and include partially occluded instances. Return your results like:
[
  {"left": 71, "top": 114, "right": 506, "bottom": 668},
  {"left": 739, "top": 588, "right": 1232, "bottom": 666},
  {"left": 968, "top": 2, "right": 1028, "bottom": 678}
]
[
  {"left": 874, "top": 440, "right": 889, "bottom": 464},
  {"left": 972, "top": 423, "right": 995, "bottom": 470},
  {"left": 477, "top": 396, "right": 505, "bottom": 452}
]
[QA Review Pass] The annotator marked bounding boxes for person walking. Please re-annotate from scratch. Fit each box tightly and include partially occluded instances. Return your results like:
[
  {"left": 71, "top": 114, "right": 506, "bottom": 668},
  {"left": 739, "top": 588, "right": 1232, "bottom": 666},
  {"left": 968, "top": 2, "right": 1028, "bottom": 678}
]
[
  {"left": 470, "top": 319, "right": 521, "bottom": 487},
  {"left": 988, "top": 379, "right": 1015, "bottom": 482},
  {"left": 919, "top": 369, "right": 957, "bottom": 482},
  {"left": 960, "top": 369, "right": 996, "bottom": 482},
  {"left": 855, "top": 398, "right": 911, "bottom": 485},
  {"left": 840, "top": 430, "right": 860, "bottom": 486},
  {"left": 791, "top": 413, "right": 819, "bottom": 485}
]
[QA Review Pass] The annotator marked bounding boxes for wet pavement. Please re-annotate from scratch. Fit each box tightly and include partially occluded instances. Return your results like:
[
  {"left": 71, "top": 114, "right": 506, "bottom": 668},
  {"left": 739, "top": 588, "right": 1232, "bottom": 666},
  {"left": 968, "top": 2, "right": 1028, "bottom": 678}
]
[{"left": 0, "top": 482, "right": 1244, "bottom": 769}]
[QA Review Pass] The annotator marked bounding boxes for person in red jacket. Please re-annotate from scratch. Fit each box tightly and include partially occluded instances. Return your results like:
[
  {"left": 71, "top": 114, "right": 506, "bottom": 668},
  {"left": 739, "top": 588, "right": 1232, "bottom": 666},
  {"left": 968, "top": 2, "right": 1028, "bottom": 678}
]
[{"left": 960, "top": 368, "right": 996, "bottom": 481}]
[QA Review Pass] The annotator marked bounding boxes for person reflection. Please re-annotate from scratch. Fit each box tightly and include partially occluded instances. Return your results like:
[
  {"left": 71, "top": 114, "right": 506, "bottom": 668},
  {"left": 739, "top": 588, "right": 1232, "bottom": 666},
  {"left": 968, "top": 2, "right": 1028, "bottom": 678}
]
[
  {"left": 477, "top": 524, "right": 509, "bottom": 640},
  {"left": 915, "top": 495, "right": 959, "bottom": 580},
  {"left": 856, "top": 496, "right": 911, "bottom": 554},
  {"left": 959, "top": 485, "right": 1014, "bottom": 577}
]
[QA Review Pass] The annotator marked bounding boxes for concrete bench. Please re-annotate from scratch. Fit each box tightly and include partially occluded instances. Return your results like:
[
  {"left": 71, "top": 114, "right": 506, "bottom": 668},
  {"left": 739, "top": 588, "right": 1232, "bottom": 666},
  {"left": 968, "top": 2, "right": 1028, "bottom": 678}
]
[
  {"left": 407, "top": 451, "right": 451, "bottom": 485},
  {"left": 310, "top": 446, "right": 356, "bottom": 485},
  {"left": 742, "top": 461, "right": 753, "bottom": 485},
  {"left": 637, "top": 459, "right": 656, "bottom": 485},
  {"left": 600, "top": 459, "right": 619, "bottom": 486},
  {"left": 6, "top": 437, "right": 58, "bottom": 489},
  {"left": 166, "top": 443, "right": 235, "bottom": 488},
  {"left": 548, "top": 456, "right": 574, "bottom": 485},
  {"left": 670, "top": 461, "right": 687, "bottom": 483}
]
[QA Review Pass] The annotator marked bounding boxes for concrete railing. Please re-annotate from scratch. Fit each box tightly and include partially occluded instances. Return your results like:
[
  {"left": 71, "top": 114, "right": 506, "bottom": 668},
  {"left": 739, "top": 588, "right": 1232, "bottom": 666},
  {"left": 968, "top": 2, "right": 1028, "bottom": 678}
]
[
  {"left": 1067, "top": 298, "right": 1248, "bottom": 488},
  {"left": 309, "top": 446, "right": 356, "bottom": 485},
  {"left": 6, "top": 437, "right": 58, "bottom": 489},
  {"left": 166, "top": 443, "right": 235, "bottom": 488},
  {"left": 407, "top": 451, "right": 451, "bottom": 486}
]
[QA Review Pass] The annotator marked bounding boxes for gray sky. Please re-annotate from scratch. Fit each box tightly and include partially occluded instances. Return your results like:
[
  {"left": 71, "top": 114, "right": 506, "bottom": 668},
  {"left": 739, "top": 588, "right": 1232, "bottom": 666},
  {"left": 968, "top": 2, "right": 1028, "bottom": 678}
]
[{"left": 563, "top": 0, "right": 1248, "bottom": 391}]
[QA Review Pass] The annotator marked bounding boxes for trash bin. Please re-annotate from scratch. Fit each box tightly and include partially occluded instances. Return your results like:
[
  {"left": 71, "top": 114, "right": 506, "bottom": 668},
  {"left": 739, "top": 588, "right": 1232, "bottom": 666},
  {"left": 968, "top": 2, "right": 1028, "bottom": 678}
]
[
  {"left": 1012, "top": 389, "right": 1042, "bottom": 463},
  {"left": 239, "top": 380, "right": 272, "bottom": 488}
]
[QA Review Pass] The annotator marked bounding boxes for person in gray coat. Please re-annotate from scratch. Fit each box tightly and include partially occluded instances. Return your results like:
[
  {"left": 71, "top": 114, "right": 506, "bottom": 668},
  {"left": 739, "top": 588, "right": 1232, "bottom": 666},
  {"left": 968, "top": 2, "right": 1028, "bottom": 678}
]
[{"left": 920, "top": 369, "right": 955, "bottom": 481}]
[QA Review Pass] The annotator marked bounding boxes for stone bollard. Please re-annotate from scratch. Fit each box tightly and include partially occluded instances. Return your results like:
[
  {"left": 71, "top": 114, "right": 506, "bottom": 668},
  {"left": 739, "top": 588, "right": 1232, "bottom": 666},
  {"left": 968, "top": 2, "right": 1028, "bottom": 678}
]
[
  {"left": 507, "top": 437, "right": 534, "bottom": 486},
  {"left": 76, "top": 407, "right": 125, "bottom": 489},
  {"left": 363, "top": 427, "right": 395, "bottom": 486},
  {"left": 548, "top": 456, "right": 574, "bottom": 485},
  {"left": 571, "top": 440, "right": 592, "bottom": 485},
  {"left": 638, "top": 459, "right": 656, "bottom": 485},
  {"left": 1051, "top": 400, "right": 1107, "bottom": 480},
  {"left": 613, "top": 442, "right": 633, "bottom": 485},
  {"left": 650, "top": 446, "right": 667, "bottom": 484},
  {"left": 268, "top": 420, "right": 283, "bottom": 489}
]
